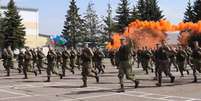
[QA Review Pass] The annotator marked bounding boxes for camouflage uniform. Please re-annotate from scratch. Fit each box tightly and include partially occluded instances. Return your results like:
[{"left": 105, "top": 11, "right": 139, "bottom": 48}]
[
  {"left": 56, "top": 50, "right": 62, "bottom": 69},
  {"left": 61, "top": 47, "right": 74, "bottom": 77},
  {"left": 93, "top": 48, "right": 105, "bottom": 74},
  {"left": 17, "top": 51, "right": 24, "bottom": 73},
  {"left": 6, "top": 47, "right": 14, "bottom": 76},
  {"left": 141, "top": 48, "right": 153, "bottom": 74},
  {"left": 156, "top": 45, "right": 175, "bottom": 86},
  {"left": 117, "top": 38, "right": 139, "bottom": 92},
  {"left": 31, "top": 49, "right": 37, "bottom": 71},
  {"left": 46, "top": 48, "right": 62, "bottom": 82},
  {"left": 70, "top": 47, "right": 77, "bottom": 71},
  {"left": 24, "top": 48, "right": 37, "bottom": 79},
  {"left": 191, "top": 43, "right": 201, "bottom": 82},
  {"left": 2, "top": 48, "right": 9, "bottom": 76},
  {"left": 80, "top": 46, "right": 99, "bottom": 87},
  {"left": 176, "top": 47, "right": 189, "bottom": 77},
  {"left": 36, "top": 48, "right": 45, "bottom": 74}
]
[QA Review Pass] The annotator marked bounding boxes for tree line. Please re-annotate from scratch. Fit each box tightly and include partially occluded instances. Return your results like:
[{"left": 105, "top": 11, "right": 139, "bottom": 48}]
[{"left": 0, "top": 0, "right": 201, "bottom": 49}]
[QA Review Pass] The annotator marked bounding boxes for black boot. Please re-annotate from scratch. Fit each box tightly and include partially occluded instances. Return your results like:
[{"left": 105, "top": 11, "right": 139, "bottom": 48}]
[
  {"left": 45, "top": 77, "right": 50, "bottom": 82},
  {"left": 170, "top": 76, "right": 175, "bottom": 83},
  {"left": 118, "top": 84, "right": 125, "bottom": 92},
  {"left": 134, "top": 80, "right": 139, "bottom": 88}
]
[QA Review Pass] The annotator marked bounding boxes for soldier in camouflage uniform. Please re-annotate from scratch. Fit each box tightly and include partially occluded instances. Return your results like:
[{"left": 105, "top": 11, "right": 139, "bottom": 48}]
[
  {"left": 76, "top": 48, "right": 82, "bottom": 70},
  {"left": 156, "top": 42, "right": 175, "bottom": 87},
  {"left": 31, "top": 49, "right": 37, "bottom": 72},
  {"left": 176, "top": 46, "right": 189, "bottom": 77},
  {"left": 61, "top": 47, "right": 74, "bottom": 77},
  {"left": 46, "top": 46, "right": 62, "bottom": 82},
  {"left": 23, "top": 47, "right": 37, "bottom": 79},
  {"left": 36, "top": 48, "right": 45, "bottom": 74},
  {"left": 56, "top": 49, "right": 62, "bottom": 69},
  {"left": 6, "top": 46, "right": 14, "bottom": 76},
  {"left": 141, "top": 46, "right": 153, "bottom": 74},
  {"left": 93, "top": 47, "right": 105, "bottom": 74},
  {"left": 2, "top": 48, "right": 9, "bottom": 76},
  {"left": 116, "top": 37, "right": 139, "bottom": 92},
  {"left": 70, "top": 47, "right": 77, "bottom": 72},
  {"left": 80, "top": 44, "right": 99, "bottom": 87},
  {"left": 17, "top": 49, "right": 24, "bottom": 73},
  {"left": 191, "top": 41, "right": 201, "bottom": 82},
  {"left": 137, "top": 49, "right": 142, "bottom": 68}
]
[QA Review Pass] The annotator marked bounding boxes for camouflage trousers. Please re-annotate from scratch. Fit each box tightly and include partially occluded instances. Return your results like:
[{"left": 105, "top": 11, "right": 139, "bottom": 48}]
[
  {"left": 81, "top": 61, "right": 98, "bottom": 83},
  {"left": 23, "top": 62, "right": 36, "bottom": 78},
  {"left": 177, "top": 61, "right": 189, "bottom": 77},
  {"left": 191, "top": 59, "right": 201, "bottom": 82},
  {"left": 118, "top": 61, "right": 136, "bottom": 85},
  {"left": 141, "top": 59, "right": 153, "bottom": 74},
  {"left": 62, "top": 61, "right": 74, "bottom": 76},
  {"left": 157, "top": 60, "right": 175, "bottom": 84},
  {"left": 47, "top": 62, "right": 60, "bottom": 77}
]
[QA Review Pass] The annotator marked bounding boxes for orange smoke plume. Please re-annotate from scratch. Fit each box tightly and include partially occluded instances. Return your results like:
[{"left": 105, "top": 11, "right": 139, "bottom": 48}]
[
  {"left": 106, "top": 33, "right": 121, "bottom": 51},
  {"left": 107, "top": 20, "right": 201, "bottom": 50}
]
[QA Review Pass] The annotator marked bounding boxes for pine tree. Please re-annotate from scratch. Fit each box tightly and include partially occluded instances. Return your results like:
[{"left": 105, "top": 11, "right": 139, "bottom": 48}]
[
  {"left": 103, "top": 3, "right": 115, "bottom": 39},
  {"left": 192, "top": 0, "right": 201, "bottom": 22},
  {"left": 137, "top": 0, "right": 146, "bottom": 20},
  {"left": 137, "top": 0, "right": 164, "bottom": 21},
  {"left": 2, "top": 0, "right": 25, "bottom": 49},
  {"left": 130, "top": 5, "right": 140, "bottom": 22},
  {"left": 0, "top": 6, "right": 4, "bottom": 48},
  {"left": 84, "top": 1, "right": 101, "bottom": 41},
  {"left": 62, "top": 0, "right": 85, "bottom": 47},
  {"left": 115, "top": 0, "right": 130, "bottom": 33},
  {"left": 184, "top": 0, "right": 194, "bottom": 22}
]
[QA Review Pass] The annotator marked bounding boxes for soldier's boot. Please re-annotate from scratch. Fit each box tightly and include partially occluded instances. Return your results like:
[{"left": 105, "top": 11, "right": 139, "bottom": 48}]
[
  {"left": 71, "top": 69, "right": 75, "bottom": 75},
  {"left": 59, "top": 74, "right": 63, "bottom": 79},
  {"left": 170, "top": 76, "right": 175, "bottom": 83},
  {"left": 81, "top": 79, "right": 87, "bottom": 88},
  {"left": 193, "top": 76, "right": 197, "bottom": 83},
  {"left": 34, "top": 70, "right": 38, "bottom": 76},
  {"left": 38, "top": 68, "right": 42, "bottom": 74},
  {"left": 156, "top": 76, "right": 162, "bottom": 87},
  {"left": 95, "top": 73, "right": 100, "bottom": 83},
  {"left": 18, "top": 68, "right": 22, "bottom": 73},
  {"left": 186, "top": 70, "right": 190, "bottom": 75},
  {"left": 45, "top": 77, "right": 51, "bottom": 82},
  {"left": 145, "top": 69, "right": 149, "bottom": 75},
  {"left": 119, "top": 84, "right": 125, "bottom": 92},
  {"left": 62, "top": 68, "right": 66, "bottom": 77},
  {"left": 151, "top": 68, "right": 154, "bottom": 73},
  {"left": 134, "top": 80, "right": 139, "bottom": 88}
]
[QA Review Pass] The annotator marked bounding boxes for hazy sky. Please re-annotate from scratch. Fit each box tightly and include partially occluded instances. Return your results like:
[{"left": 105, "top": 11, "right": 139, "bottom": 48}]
[{"left": 0, "top": 0, "right": 195, "bottom": 35}]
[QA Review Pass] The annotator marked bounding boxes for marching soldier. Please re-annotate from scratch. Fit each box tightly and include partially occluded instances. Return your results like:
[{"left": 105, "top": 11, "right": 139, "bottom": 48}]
[
  {"left": 70, "top": 47, "right": 77, "bottom": 72},
  {"left": 2, "top": 48, "right": 9, "bottom": 76},
  {"left": 80, "top": 44, "right": 99, "bottom": 87},
  {"left": 61, "top": 47, "right": 74, "bottom": 77},
  {"left": 31, "top": 49, "right": 37, "bottom": 72},
  {"left": 56, "top": 49, "right": 62, "bottom": 69},
  {"left": 156, "top": 42, "right": 175, "bottom": 87},
  {"left": 176, "top": 46, "right": 189, "bottom": 77},
  {"left": 93, "top": 47, "right": 105, "bottom": 74},
  {"left": 191, "top": 41, "right": 201, "bottom": 82},
  {"left": 36, "top": 48, "right": 45, "bottom": 74},
  {"left": 117, "top": 37, "right": 139, "bottom": 92},
  {"left": 6, "top": 46, "right": 14, "bottom": 76},
  {"left": 141, "top": 47, "right": 153, "bottom": 74},
  {"left": 76, "top": 48, "right": 82, "bottom": 70},
  {"left": 23, "top": 47, "right": 37, "bottom": 79},
  {"left": 46, "top": 46, "right": 62, "bottom": 82},
  {"left": 17, "top": 49, "right": 24, "bottom": 73}
]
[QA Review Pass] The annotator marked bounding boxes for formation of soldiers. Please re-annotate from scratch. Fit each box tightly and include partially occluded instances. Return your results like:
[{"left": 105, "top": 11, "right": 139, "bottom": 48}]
[
  {"left": 1, "top": 38, "right": 201, "bottom": 92},
  {"left": 1, "top": 44, "right": 105, "bottom": 87}
]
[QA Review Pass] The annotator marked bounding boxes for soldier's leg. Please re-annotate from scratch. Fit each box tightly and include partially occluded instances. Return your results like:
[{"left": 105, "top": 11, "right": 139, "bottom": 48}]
[
  {"left": 81, "top": 68, "right": 88, "bottom": 87},
  {"left": 46, "top": 66, "right": 51, "bottom": 82},
  {"left": 192, "top": 64, "right": 197, "bottom": 82},
  {"left": 61, "top": 65, "right": 66, "bottom": 76},
  {"left": 23, "top": 65, "right": 28, "bottom": 79},
  {"left": 38, "top": 61, "right": 42, "bottom": 74},
  {"left": 154, "top": 63, "right": 159, "bottom": 80},
  {"left": 118, "top": 67, "right": 125, "bottom": 92},
  {"left": 178, "top": 62, "right": 184, "bottom": 77},
  {"left": 164, "top": 66, "right": 175, "bottom": 83},
  {"left": 125, "top": 63, "right": 139, "bottom": 88}
]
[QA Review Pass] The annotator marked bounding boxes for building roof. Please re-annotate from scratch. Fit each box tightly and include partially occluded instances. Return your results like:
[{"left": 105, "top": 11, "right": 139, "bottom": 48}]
[{"left": 0, "top": 6, "right": 38, "bottom": 12}]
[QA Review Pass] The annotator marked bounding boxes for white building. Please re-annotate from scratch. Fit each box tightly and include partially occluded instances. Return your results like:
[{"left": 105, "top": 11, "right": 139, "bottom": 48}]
[{"left": 0, "top": 6, "right": 48, "bottom": 48}]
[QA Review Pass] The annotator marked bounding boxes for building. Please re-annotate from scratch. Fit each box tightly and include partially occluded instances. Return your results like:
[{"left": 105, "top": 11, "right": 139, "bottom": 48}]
[{"left": 0, "top": 6, "right": 48, "bottom": 48}]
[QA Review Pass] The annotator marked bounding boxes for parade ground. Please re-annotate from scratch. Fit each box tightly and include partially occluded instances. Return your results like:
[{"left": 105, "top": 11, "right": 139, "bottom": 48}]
[{"left": 0, "top": 59, "right": 201, "bottom": 101}]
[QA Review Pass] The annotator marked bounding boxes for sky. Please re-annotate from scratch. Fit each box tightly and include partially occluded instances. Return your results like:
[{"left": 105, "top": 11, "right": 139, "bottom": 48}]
[{"left": 0, "top": 0, "right": 195, "bottom": 35}]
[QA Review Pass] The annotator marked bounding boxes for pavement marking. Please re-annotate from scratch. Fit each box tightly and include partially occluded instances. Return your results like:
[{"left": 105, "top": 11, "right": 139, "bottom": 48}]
[{"left": 0, "top": 89, "right": 30, "bottom": 96}]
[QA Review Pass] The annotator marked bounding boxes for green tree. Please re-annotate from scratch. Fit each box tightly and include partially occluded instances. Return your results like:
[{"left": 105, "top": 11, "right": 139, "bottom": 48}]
[
  {"left": 103, "top": 2, "right": 115, "bottom": 40},
  {"left": 62, "top": 0, "right": 85, "bottom": 47},
  {"left": 115, "top": 0, "right": 130, "bottom": 33},
  {"left": 0, "top": 6, "right": 4, "bottom": 48},
  {"left": 192, "top": 0, "right": 201, "bottom": 22},
  {"left": 84, "top": 1, "right": 101, "bottom": 41},
  {"left": 2, "top": 0, "right": 25, "bottom": 49},
  {"left": 129, "top": 5, "right": 140, "bottom": 22},
  {"left": 184, "top": 0, "right": 194, "bottom": 22},
  {"left": 137, "top": 0, "right": 164, "bottom": 21}
]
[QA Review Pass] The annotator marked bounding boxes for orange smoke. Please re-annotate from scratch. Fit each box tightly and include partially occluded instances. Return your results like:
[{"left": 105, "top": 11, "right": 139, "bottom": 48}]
[
  {"left": 106, "top": 33, "right": 121, "bottom": 51},
  {"left": 107, "top": 20, "right": 201, "bottom": 50}
]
